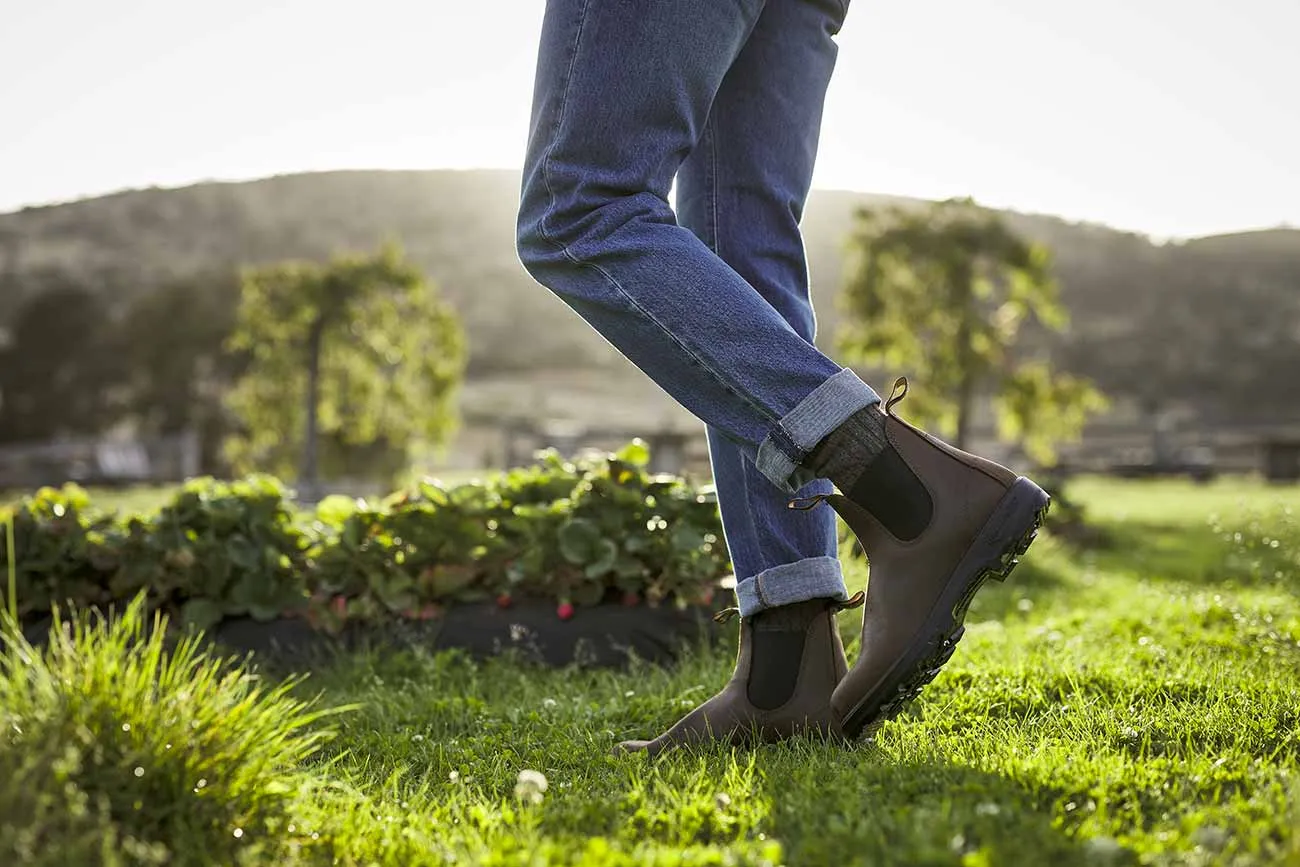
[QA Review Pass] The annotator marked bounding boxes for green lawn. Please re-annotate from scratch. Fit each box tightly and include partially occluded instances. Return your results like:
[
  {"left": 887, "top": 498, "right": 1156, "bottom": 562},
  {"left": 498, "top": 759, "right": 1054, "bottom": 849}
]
[{"left": 5, "top": 477, "right": 1300, "bottom": 865}]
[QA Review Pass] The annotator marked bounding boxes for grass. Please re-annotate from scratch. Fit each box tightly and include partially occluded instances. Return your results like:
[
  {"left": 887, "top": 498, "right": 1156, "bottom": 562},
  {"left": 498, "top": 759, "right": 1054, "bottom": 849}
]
[
  {"left": 0, "top": 598, "right": 341, "bottom": 866},
  {"left": 4, "top": 477, "right": 1300, "bottom": 865},
  {"left": 0, "top": 469, "right": 505, "bottom": 517}
]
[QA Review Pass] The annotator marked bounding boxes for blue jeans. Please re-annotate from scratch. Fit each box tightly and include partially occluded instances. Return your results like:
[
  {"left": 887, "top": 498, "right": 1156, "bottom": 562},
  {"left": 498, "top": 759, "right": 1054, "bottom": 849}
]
[{"left": 516, "top": 0, "right": 878, "bottom": 616}]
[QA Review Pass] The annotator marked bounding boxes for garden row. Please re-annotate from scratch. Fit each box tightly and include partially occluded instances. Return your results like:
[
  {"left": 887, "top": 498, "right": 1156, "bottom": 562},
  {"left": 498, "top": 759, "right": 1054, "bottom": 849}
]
[{"left": 1, "top": 442, "right": 730, "bottom": 642}]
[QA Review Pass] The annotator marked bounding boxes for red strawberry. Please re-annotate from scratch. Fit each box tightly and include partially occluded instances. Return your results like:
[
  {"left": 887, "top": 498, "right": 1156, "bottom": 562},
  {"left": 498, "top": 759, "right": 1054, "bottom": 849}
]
[
  {"left": 556, "top": 601, "right": 575, "bottom": 621},
  {"left": 418, "top": 603, "right": 440, "bottom": 621},
  {"left": 622, "top": 591, "right": 640, "bottom": 607},
  {"left": 331, "top": 595, "right": 347, "bottom": 617},
  {"left": 496, "top": 593, "right": 513, "bottom": 609}
]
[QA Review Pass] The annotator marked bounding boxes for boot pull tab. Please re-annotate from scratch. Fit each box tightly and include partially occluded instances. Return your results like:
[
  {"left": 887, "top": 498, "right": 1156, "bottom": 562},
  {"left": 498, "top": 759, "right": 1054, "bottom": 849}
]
[
  {"left": 884, "top": 377, "right": 909, "bottom": 417},
  {"left": 787, "top": 494, "right": 829, "bottom": 511},
  {"left": 712, "top": 607, "right": 740, "bottom": 624},
  {"left": 833, "top": 590, "right": 866, "bottom": 612}
]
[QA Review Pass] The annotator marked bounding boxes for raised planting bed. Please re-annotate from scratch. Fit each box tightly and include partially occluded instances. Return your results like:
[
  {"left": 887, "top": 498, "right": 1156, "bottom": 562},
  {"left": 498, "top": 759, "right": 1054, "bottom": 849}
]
[
  {"left": 18, "top": 596, "right": 720, "bottom": 670},
  {"left": 3, "top": 442, "right": 733, "bottom": 669}
]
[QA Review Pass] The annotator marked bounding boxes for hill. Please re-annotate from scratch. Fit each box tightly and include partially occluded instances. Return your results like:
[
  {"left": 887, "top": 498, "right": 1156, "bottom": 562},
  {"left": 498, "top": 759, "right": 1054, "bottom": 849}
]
[{"left": 2, "top": 169, "right": 1298, "bottom": 440}]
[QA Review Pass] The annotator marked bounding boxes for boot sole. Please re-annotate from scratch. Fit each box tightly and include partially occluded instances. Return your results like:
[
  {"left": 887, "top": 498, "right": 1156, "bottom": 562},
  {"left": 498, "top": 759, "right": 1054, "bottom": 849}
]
[{"left": 840, "top": 476, "right": 1050, "bottom": 740}]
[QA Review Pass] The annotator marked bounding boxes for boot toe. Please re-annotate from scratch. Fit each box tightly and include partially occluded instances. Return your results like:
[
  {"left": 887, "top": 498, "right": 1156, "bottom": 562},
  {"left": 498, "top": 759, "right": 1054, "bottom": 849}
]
[{"left": 612, "top": 739, "right": 655, "bottom": 755}]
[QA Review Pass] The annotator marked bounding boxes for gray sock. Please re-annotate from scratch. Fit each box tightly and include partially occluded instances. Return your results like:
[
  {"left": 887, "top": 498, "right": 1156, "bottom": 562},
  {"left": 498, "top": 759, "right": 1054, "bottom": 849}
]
[{"left": 805, "top": 402, "right": 889, "bottom": 491}]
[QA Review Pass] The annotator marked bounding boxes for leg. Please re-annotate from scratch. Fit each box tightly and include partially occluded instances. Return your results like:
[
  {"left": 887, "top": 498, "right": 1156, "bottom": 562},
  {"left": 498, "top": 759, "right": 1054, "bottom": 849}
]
[
  {"left": 517, "top": 0, "right": 862, "bottom": 756},
  {"left": 674, "top": 0, "right": 849, "bottom": 624},
  {"left": 655, "top": 0, "right": 1053, "bottom": 746},
  {"left": 517, "top": 0, "right": 1050, "bottom": 751},
  {"left": 516, "top": 0, "right": 880, "bottom": 501}
]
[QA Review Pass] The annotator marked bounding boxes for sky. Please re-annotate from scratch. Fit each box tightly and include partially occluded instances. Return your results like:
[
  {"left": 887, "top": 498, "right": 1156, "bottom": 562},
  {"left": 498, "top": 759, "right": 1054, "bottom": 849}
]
[{"left": 1, "top": 0, "right": 1296, "bottom": 239}]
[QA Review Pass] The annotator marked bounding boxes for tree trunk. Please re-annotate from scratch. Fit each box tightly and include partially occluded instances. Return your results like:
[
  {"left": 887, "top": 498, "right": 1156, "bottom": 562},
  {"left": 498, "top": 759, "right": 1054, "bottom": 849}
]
[
  {"left": 953, "top": 267, "right": 975, "bottom": 451},
  {"left": 955, "top": 358, "right": 975, "bottom": 451},
  {"left": 300, "top": 316, "right": 325, "bottom": 500}
]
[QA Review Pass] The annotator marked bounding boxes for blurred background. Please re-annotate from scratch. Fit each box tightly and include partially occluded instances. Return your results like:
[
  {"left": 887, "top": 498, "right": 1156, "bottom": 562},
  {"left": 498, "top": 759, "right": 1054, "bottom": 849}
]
[{"left": 1, "top": 0, "right": 1298, "bottom": 497}]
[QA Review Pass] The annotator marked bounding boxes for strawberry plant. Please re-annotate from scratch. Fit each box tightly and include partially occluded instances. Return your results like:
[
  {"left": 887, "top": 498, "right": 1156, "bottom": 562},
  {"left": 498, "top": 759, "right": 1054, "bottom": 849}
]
[
  {"left": 136, "top": 475, "right": 310, "bottom": 630},
  {"left": 0, "top": 484, "right": 120, "bottom": 620},
  {"left": 0, "top": 477, "right": 310, "bottom": 631},
  {"left": 2, "top": 440, "right": 731, "bottom": 634}
]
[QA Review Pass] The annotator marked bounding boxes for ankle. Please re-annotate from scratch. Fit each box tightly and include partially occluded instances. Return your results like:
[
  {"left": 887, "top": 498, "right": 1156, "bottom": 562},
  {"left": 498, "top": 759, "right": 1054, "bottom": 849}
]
[
  {"left": 805, "top": 403, "right": 889, "bottom": 491},
  {"left": 843, "top": 442, "right": 933, "bottom": 541},
  {"left": 745, "top": 597, "right": 841, "bottom": 710},
  {"left": 749, "top": 597, "right": 835, "bottom": 630}
]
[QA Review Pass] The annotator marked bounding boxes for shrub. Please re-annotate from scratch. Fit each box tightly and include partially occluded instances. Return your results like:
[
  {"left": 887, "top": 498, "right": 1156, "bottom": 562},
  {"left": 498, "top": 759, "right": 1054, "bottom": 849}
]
[
  {"left": 308, "top": 443, "right": 728, "bottom": 628},
  {"left": 0, "top": 596, "right": 338, "bottom": 866},
  {"left": 0, "top": 483, "right": 118, "bottom": 620},
  {"left": 114, "top": 475, "right": 311, "bottom": 630},
  {"left": 0, "top": 477, "right": 311, "bottom": 631},
  {"left": 1, "top": 441, "right": 731, "bottom": 634}
]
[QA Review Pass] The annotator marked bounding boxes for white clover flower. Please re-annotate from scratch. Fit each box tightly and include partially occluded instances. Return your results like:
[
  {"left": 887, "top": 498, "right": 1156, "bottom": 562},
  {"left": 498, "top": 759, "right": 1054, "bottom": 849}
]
[{"left": 514, "top": 769, "right": 549, "bottom": 805}]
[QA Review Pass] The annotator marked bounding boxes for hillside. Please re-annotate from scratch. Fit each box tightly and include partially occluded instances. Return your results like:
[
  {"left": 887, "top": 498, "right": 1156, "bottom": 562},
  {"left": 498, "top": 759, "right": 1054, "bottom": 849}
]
[{"left": 2, "top": 169, "right": 1298, "bottom": 433}]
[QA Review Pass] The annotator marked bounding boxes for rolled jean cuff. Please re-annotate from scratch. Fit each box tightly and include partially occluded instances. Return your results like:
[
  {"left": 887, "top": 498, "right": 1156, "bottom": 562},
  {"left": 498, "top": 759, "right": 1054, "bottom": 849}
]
[
  {"left": 754, "top": 368, "right": 881, "bottom": 492},
  {"left": 734, "top": 556, "right": 849, "bottom": 618}
]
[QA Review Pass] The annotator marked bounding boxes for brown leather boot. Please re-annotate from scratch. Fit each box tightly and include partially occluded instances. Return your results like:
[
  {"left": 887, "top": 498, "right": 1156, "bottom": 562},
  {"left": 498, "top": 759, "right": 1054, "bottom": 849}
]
[
  {"left": 614, "top": 595, "right": 861, "bottom": 756},
  {"left": 794, "top": 379, "right": 1049, "bottom": 740}
]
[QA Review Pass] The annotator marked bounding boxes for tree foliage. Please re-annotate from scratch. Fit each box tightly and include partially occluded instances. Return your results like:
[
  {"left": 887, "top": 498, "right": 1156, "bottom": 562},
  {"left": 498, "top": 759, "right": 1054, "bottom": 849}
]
[
  {"left": 838, "top": 199, "right": 1107, "bottom": 464},
  {"left": 0, "top": 283, "right": 126, "bottom": 443},
  {"left": 3, "top": 174, "right": 1298, "bottom": 444},
  {"left": 223, "top": 244, "right": 466, "bottom": 486},
  {"left": 117, "top": 273, "right": 244, "bottom": 471}
]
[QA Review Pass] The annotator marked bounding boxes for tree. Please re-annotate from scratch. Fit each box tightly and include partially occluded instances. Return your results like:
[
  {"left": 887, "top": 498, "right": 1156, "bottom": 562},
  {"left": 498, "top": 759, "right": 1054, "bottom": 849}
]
[
  {"left": 837, "top": 198, "right": 1106, "bottom": 465},
  {"left": 0, "top": 283, "right": 127, "bottom": 443},
  {"left": 223, "top": 244, "right": 466, "bottom": 492},
  {"left": 118, "top": 272, "right": 245, "bottom": 473}
]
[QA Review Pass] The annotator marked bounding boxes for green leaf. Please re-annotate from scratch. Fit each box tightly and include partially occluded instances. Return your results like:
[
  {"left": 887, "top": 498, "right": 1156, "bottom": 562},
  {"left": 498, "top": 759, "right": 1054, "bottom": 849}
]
[
  {"left": 372, "top": 572, "right": 417, "bottom": 611},
  {"left": 558, "top": 518, "right": 602, "bottom": 565},
  {"left": 414, "top": 481, "right": 451, "bottom": 507},
  {"left": 421, "top": 565, "right": 476, "bottom": 598},
  {"left": 582, "top": 540, "right": 618, "bottom": 578},
  {"left": 228, "top": 537, "right": 260, "bottom": 571},
  {"left": 316, "top": 494, "right": 361, "bottom": 529},
  {"left": 615, "top": 439, "right": 651, "bottom": 468},
  {"left": 571, "top": 581, "right": 605, "bottom": 606},
  {"left": 669, "top": 524, "right": 706, "bottom": 555},
  {"left": 342, "top": 519, "right": 364, "bottom": 549},
  {"left": 228, "top": 572, "right": 263, "bottom": 609},
  {"left": 613, "top": 555, "right": 646, "bottom": 580},
  {"left": 181, "top": 598, "right": 225, "bottom": 631},
  {"left": 248, "top": 604, "right": 282, "bottom": 622}
]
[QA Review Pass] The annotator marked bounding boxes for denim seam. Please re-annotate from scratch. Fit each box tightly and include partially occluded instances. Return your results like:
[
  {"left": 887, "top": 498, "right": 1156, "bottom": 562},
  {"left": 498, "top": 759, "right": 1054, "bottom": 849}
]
[
  {"left": 754, "top": 442, "right": 800, "bottom": 492},
  {"left": 531, "top": 2, "right": 782, "bottom": 432},
  {"left": 562, "top": 251, "right": 781, "bottom": 431},
  {"left": 537, "top": 0, "right": 591, "bottom": 248},
  {"left": 708, "top": 117, "right": 721, "bottom": 259},
  {"left": 735, "top": 557, "right": 848, "bottom": 617},
  {"left": 767, "top": 424, "right": 806, "bottom": 465}
]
